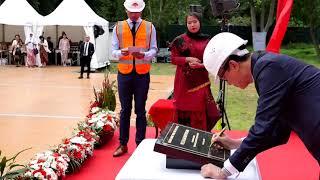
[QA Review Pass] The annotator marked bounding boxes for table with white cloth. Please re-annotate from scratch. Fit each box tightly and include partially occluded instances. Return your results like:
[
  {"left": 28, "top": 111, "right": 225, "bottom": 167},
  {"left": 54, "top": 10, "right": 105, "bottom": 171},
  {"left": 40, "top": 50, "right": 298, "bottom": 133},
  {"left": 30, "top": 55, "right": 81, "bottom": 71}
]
[{"left": 116, "top": 139, "right": 261, "bottom": 180}]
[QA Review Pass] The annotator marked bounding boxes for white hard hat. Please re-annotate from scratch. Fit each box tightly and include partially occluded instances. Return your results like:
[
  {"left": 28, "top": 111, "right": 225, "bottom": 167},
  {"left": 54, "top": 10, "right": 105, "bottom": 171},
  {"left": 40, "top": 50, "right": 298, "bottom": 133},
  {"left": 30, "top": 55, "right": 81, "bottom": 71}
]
[
  {"left": 124, "top": 0, "right": 145, "bottom": 12},
  {"left": 203, "top": 32, "right": 248, "bottom": 80}
]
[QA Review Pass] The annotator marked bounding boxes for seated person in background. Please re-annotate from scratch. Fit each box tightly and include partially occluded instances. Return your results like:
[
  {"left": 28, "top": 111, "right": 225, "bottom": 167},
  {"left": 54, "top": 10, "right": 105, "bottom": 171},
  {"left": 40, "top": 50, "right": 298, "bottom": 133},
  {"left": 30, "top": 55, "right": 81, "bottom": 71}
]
[
  {"left": 170, "top": 12, "right": 220, "bottom": 132},
  {"left": 11, "top": 34, "right": 24, "bottom": 67}
]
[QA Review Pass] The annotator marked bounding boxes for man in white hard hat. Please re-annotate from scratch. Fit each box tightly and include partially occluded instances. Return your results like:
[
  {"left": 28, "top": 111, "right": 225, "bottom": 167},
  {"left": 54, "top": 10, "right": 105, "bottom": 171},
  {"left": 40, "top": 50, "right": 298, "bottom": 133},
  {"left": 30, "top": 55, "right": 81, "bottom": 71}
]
[
  {"left": 200, "top": 32, "right": 320, "bottom": 178},
  {"left": 111, "top": 0, "right": 157, "bottom": 157}
]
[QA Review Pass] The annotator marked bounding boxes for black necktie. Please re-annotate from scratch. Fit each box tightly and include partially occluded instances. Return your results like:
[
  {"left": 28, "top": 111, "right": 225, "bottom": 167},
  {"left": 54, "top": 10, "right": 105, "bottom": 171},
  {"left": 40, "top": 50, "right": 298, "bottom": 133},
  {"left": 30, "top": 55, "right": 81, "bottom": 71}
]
[
  {"left": 131, "top": 21, "right": 136, "bottom": 69},
  {"left": 131, "top": 21, "right": 136, "bottom": 37}
]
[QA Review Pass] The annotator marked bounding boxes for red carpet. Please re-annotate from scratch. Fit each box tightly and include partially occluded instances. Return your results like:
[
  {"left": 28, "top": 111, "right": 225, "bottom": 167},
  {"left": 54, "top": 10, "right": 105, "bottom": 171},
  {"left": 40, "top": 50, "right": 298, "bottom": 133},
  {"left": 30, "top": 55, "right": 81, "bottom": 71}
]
[{"left": 64, "top": 128, "right": 319, "bottom": 180}]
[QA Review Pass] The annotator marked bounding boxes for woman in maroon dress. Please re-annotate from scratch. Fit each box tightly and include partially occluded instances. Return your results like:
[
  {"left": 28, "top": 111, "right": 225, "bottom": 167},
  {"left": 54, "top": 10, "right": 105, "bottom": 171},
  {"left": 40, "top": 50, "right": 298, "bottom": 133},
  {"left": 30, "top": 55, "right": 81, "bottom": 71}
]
[
  {"left": 38, "top": 36, "right": 49, "bottom": 67},
  {"left": 170, "top": 12, "right": 220, "bottom": 131}
]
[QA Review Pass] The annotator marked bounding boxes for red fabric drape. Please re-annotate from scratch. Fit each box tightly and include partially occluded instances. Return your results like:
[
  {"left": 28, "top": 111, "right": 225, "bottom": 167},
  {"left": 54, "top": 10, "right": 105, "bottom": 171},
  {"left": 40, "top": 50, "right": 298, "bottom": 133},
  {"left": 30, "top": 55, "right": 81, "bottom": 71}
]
[
  {"left": 148, "top": 99, "right": 176, "bottom": 130},
  {"left": 266, "top": 0, "right": 294, "bottom": 53}
]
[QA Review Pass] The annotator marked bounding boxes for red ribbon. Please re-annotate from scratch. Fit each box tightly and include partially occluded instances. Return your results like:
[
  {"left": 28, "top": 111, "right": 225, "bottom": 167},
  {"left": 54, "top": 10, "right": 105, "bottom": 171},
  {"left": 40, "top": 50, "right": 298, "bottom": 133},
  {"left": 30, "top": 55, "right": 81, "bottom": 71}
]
[{"left": 266, "top": 0, "right": 294, "bottom": 53}]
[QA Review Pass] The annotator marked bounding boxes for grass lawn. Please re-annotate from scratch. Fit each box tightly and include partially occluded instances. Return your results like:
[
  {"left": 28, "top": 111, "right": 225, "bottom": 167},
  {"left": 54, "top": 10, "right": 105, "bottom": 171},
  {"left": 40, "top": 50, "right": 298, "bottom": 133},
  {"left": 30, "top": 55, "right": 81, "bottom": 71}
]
[{"left": 107, "top": 44, "right": 320, "bottom": 130}]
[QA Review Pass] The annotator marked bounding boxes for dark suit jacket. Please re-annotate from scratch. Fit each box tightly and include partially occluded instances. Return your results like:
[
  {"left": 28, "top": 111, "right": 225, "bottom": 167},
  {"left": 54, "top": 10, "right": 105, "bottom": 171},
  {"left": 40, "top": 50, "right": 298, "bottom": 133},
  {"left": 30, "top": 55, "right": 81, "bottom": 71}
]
[
  {"left": 80, "top": 42, "right": 95, "bottom": 58},
  {"left": 229, "top": 51, "right": 320, "bottom": 172}
]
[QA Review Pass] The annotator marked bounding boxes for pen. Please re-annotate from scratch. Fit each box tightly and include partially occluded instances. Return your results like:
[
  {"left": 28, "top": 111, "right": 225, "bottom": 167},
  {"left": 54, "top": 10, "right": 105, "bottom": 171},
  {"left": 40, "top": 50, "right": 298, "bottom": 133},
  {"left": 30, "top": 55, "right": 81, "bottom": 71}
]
[{"left": 210, "top": 127, "right": 227, "bottom": 147}]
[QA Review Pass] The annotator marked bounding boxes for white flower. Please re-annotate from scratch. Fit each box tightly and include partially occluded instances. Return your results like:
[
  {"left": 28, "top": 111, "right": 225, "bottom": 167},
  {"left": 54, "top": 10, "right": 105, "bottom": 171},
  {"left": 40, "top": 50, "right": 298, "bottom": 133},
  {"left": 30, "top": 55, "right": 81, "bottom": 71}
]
[
  {"left": 24, "top": 171, "right": 32, "bottom": 177},
  {"left": 51, "top": 161, "right": 57, "bottom": 169},
  {"left": 96, "top": 120, "right": 105, "bottom": 128},
  {"left": 34, "top": 172, "right": 45, "bottom": 179},
  {"left": 44, "top": 168, "right": 57, "bottom": 179},
  {"left": 88, "top": 117, "right": 99, "bottom": 123},
  {"left": 30, "top": 159, "right": 38, "bottom": 165},
  {"left": 70, "top": 144, "right": 80, "bottom": 150},
  {"left": 70, "top": 136, "right": 87, "bottom": 144},
  {"left": 91, "top": 107, "right": 101, "bottom": 114}
]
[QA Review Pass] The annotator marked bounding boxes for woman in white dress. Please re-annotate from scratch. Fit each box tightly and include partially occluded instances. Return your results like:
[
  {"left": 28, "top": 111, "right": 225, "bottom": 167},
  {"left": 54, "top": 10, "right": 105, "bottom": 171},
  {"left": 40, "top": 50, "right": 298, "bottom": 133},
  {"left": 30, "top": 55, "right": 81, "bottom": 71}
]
[
  {"left": 25, "top": 33, "right": 36, "bottom": 67},
  {"left": 58, "top": 34, "right": 70, "bottom": 66}
]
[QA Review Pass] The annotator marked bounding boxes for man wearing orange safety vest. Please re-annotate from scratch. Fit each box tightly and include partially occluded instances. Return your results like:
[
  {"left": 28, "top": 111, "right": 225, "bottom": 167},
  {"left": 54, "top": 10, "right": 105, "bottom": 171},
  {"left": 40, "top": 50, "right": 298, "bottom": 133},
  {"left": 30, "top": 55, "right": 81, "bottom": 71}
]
[{"left": 111, "top": 0, "right": 157, "bottom": 157}]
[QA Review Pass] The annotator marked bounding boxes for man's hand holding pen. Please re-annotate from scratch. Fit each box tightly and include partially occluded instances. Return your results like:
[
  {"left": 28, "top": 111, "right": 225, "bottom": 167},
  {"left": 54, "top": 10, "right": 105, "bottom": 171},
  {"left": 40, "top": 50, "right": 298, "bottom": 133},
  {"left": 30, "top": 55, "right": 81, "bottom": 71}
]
[
  {"left": 210, "top": 127, "right": 226, "bottom": 149},
  {"left": 209, "top": 127, "right": 243, "bottom": 150}
]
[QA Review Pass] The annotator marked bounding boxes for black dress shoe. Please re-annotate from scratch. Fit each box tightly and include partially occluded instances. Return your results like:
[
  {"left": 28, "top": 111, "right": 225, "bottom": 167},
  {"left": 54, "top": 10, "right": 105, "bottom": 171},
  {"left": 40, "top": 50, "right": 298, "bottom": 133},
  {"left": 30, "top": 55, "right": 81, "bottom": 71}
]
[
  {"left": 113, "top": 145, "right": 128, "bottom": 157},
  {"left": 78, "top": 76, "right": 83, "bottom": 79},
  {"left": 87, "top": 76, "right": 90, "bottom": 79}
]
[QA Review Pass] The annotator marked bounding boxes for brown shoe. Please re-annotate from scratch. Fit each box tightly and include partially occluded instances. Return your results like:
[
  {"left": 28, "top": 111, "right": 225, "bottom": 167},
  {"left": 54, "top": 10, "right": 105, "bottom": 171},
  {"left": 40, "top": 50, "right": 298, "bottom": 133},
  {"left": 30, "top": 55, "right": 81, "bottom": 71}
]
[{"left": 113, "top": 145, "right": 128, "bottom": 157}]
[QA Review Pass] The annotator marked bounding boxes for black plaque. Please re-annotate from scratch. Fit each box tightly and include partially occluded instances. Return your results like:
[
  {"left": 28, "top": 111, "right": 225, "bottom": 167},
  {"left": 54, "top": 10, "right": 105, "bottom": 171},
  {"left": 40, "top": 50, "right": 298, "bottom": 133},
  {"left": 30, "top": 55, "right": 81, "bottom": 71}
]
[{"left": 154, "top": 122, "right": 230, "bottom": 168}]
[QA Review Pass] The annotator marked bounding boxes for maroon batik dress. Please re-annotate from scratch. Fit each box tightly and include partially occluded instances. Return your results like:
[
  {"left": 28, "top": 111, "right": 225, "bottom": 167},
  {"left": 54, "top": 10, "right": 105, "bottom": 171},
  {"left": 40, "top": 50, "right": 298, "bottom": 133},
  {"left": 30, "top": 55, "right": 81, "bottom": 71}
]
[{"left": 170, "top": 33, "right": 220, "bottom": 131}]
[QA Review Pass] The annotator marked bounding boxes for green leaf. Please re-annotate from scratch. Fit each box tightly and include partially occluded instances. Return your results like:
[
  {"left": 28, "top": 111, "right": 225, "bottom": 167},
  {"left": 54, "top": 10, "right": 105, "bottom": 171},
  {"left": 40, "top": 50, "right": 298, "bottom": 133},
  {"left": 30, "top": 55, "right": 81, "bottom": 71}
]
[
  {"left": 6, "top": 147, "right": 31, "bottom": 162},
  {"left": 9, "top": 164, "right": 25, "bottom": 171},
  {"left": 0, "top": 156, "right": 7, "bottom": 176},
  {"left": 67, "top": 158, "right": 82, "bottom": 173},
  {"left": 3, "top": 167, "right": 28, "bottom": 179}
]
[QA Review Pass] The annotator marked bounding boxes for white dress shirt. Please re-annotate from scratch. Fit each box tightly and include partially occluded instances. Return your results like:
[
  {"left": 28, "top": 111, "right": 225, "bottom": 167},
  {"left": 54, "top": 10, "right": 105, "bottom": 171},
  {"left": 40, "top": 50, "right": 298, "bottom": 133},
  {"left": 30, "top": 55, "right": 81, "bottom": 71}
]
[
  {"left": 84, "top": 42, "right": 89, "bottom": 56},
  {"left": 111, "top": 18, "right": 157, "bottom": 61}
]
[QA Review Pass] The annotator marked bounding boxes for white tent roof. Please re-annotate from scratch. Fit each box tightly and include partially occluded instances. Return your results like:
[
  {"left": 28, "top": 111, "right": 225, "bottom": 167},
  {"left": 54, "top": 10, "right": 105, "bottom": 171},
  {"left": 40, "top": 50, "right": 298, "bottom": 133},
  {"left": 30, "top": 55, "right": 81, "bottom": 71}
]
[
  {"left": 44, "top": 0, "right": 108, "bottom": 26},
  {"left": 0, "top": 0, "right": 44, "bottom": 25}
]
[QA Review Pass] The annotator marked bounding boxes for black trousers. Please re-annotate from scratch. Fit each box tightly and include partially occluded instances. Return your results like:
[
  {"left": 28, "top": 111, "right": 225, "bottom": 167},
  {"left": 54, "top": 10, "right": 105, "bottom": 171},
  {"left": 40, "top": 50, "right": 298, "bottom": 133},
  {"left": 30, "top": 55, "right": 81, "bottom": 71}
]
[
  {"left": 48, "top": 52, "right": 55, "bottom": 65},
  {"left": 117, "top": 71, "right": 150, "bottom": 145},
  {"left": 80, "top": 56, "right": 91, "bottom": 77}
]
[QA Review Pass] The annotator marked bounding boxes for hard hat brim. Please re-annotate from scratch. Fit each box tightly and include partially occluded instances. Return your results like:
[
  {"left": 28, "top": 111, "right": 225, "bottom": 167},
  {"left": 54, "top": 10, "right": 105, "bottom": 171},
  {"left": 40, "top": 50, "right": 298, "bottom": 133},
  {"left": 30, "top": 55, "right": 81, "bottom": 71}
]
[
  {"left": 124, "top": 1, "right": 145, "bottom": 12},
  {"left": 203, "top": 33, "right": 248, "bottom": 82}
]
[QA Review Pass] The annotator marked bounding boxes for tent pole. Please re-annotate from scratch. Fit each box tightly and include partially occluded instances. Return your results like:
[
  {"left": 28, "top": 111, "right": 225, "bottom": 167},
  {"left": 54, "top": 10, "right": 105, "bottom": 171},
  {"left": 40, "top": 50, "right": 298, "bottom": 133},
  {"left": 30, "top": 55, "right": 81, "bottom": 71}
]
[
  {"left": 56, "top": 25, "right": 58, "bottom": 47},
  {"left": 1, "top": 24, "right": 4, "bottom": 42}
]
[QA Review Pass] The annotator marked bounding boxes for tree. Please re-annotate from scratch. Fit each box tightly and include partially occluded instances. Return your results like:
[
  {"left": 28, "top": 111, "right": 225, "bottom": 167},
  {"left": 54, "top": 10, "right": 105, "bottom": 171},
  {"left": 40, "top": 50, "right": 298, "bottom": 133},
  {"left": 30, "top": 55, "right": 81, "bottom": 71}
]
[
  {"left": 240, "top": 0, "right": 276, "bottom": 50},
  {"left": 292, "top": 0, "right": 320, "bottom": 59},
  {"left": 144, "top": 0, "right": 197, "bottom": 28},
  {"left": 91, "top": 0, "right": 126, "bottom": 22}
]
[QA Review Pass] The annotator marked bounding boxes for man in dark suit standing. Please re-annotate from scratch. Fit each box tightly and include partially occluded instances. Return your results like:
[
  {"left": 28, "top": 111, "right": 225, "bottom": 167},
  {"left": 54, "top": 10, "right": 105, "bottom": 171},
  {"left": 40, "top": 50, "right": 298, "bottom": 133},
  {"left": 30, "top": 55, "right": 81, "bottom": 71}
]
[
  {"left": 46, "top": 36, "right": 54, "bottom": 65},
  {"left": 79, "top": 35, "right": 95, "bottom": 79}
]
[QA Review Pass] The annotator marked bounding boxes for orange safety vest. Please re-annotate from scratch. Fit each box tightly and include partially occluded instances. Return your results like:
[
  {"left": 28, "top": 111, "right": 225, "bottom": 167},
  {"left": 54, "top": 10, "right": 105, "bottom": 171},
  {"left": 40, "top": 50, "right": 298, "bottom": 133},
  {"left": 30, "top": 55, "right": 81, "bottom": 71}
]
[{"left": 116, "top": 20, "right": 152, "bottom": 74}]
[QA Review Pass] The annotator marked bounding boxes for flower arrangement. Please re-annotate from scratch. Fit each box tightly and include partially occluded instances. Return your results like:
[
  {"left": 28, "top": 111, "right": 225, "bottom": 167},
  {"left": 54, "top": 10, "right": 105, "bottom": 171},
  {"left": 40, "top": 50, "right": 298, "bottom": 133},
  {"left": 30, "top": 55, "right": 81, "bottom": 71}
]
[
  {"left": 56, "top": 128, "right": 96, "bottom": 173},
  {"left": 86, "top": 107, "right": 118, "bottom": 147},
  {"left": 93, "top": 73, "right": 117, "bottom": 111},
  {"left": 88, "top": 73, "right": 119, "bottom": 147},
  {"left": 18, "top": 73, "right": 119, "bottom": 179},
  {"left": 24, "top": 151, "right": 70, "bottom": 180},
  {"left": 57, "top": 132, "right": 95, "bottom": 161}
]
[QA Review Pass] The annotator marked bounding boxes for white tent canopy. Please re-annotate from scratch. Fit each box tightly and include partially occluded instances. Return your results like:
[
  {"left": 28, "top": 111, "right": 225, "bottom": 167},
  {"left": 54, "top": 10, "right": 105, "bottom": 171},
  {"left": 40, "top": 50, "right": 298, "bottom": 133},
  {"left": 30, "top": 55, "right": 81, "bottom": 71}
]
[
  {"left": 0, "top": 0, "right": 44, "bottom": 42},
  {"left": 43, "top": 0, "right": 109, "bottom": 69},
  {"left": 0, "top": 0, "right": 44, "bottom": 25}
]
